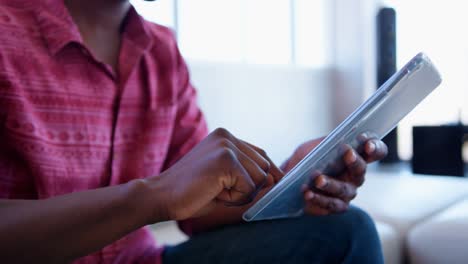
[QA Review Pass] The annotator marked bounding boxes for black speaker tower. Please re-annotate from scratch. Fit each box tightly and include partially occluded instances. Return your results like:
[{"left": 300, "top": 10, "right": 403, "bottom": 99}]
[{"left": 377, "top": 7, "right": 399, "bottom": 163}]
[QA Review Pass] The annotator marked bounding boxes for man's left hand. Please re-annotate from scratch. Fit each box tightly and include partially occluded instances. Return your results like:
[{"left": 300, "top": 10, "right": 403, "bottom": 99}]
[{"left": 282, "top": 135, "right": 388, "bottom": 216}]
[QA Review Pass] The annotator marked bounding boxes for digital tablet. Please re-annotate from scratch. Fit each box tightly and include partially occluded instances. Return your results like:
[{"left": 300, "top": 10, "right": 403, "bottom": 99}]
[{"left": 243, "top": 52, "right": 442, "bottom": 222}]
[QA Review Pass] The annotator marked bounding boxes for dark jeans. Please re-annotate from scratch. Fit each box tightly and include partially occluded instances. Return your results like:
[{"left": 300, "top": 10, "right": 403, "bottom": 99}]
[{"left": 162, "top": 206, "right": 383, "bottom": 264}]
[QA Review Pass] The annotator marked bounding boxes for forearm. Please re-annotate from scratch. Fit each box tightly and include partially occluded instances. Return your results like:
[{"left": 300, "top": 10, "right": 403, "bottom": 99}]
[{"left": 0, "top": 179, "right": 162, "bottom": 263}]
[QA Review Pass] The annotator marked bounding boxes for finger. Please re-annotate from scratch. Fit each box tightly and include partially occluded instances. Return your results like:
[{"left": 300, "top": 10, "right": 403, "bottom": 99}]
[
  {"left": 216, "top": 148, "right": 257, "bottom": 206},
  {"left": 363, "top": 139, "right": 388, "bottom": 163},
  {"left": 356, "top": 132, "right": 372, "bottom": 153},
  {"left": 321, "top": 144, "right": 352, "bottom": 176},
  {"left": 343, "top": 148, "right": 367, "bottom": 186},
  {"left": 314, "top": 175, "right": 357, "bottom": 202},
  {"left": 304, "top": 191, "right": 349, "bottom": 214},
  {"left": 301, "top": 186, "right": 329, "bottom": 215},
  {"left": 305, "top": 170, "right": 321, "bottom": 189},
  {"left": 226, "top": 140, "right": 268, "bottom": 189},
  {"left": 264, "top": 173, "right": 276, "bottom": 187},
  {"left": 216, "top": 129, "right": 271, "bottom": 173},
  {"left": 304, "top": 203, "right": 330, "bottom": 216},
  {"left": 235, "top": 141, "right": 271, "bottom": 173},
  {"left": 242, "top": 140, "right": 284, "bottom": 183}
]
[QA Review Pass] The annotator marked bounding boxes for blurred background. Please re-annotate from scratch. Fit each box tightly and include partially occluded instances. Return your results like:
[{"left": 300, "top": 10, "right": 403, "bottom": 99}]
[
  {"left": 132, "top": 1, "right": 468, "bottom": 262},
  {"left": 130, "top": 0, "right": 467, "bottom": 174}
]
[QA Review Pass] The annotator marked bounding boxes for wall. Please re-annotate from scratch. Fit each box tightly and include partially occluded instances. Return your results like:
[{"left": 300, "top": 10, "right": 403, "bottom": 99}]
[
  {"left": 330, "top": 0, "right": 379, "bottom": 126},
  {"left": 187, "top": 62, "right": 333, "bottom": 164},
  {"left": 181, "top": 0, "right": 381, "bottom": 165}
]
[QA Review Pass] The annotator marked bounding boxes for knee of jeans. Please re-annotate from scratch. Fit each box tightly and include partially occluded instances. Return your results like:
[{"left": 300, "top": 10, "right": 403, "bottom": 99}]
[{"left": 343, "top": 206, "right": 379, "bottom": 237}]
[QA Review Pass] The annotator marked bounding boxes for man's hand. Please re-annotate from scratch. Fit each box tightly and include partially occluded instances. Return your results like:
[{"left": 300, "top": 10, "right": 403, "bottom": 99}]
[
  {"left": 150, "top": 128, "right": 283, "bottom": 221},
  {"left": 283, "top": 134, "right": 388, "bottom": 216}
]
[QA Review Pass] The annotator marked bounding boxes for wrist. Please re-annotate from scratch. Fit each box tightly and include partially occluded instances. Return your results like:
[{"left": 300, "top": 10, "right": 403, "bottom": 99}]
[{"left": 126, "top": 177, "right": 172, "bottom": 225}]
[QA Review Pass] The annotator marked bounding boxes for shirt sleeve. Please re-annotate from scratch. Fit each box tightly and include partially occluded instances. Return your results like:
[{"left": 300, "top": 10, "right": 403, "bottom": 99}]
[
  {"left": 161, "top": 39, "right": 209, "bottom": 171},
  {"left": 158, "top": 34, "right": 208, "bottom": 236}
]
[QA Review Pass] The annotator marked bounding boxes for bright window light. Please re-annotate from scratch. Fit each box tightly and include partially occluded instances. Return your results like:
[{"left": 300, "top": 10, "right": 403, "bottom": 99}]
[
  {"left": 130, "top": 0, "right": 175, "bottom": 28},
  {"left": 130, "top": 0, "right": 330, "bottom": 67},
  {"left": 178, "top": 0, "right": 244, "bottom": 62},
  {"left": 386, "top": 0, "right": 468, "bottom": 160},
  {"left": 244, "top": 0, "right": 292, "bottom": 65},
  {"left": 295, "top": 0, "right": 330, "bottom": 67}
]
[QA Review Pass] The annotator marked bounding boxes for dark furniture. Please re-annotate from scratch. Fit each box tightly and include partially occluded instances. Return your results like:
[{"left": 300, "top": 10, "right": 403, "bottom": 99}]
[{"left": 412, "top": 124, "right": 467, "bottom": 176}]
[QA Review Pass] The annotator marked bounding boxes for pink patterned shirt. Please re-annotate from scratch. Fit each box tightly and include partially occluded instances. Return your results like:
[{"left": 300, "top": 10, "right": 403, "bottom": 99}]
[{"left": 0, "top": 0, "right": 207, "bottom": 263}]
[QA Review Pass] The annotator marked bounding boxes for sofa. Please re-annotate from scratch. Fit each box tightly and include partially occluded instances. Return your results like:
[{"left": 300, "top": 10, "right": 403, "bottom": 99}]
[
  {"left": 152, "top": 167, "right": 468, "bottom": 264},
  {"left": 354, "top": 169, "right": 468, "bottom": 263}
]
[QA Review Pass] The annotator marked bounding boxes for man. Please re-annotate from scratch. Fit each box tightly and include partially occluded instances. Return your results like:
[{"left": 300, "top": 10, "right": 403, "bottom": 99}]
[{"left": 0, "top": 0, "right": 388, "bottom": 263}]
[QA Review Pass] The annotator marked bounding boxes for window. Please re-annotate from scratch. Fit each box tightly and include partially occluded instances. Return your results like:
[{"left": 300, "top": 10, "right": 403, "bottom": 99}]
[
  {"left": 131, "top": 0, "right": 330, "bottom": 67},
  {"left": 130, "top": 0, "right": 175, "bottom": 28},
  {"left": 384, "top": 0, "right": 468, "bottom": 160},
  {"left": 177, "top": 0, "right": 244, "bottom": 63},
  {"left": 244, "top": 0, "right": 292, "bottom": 65},
  {"left": 294, "top": 0, "right": 330, "bottom": 67}
]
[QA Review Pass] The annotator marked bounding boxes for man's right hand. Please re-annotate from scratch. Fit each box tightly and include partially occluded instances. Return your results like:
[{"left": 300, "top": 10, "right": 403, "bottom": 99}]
[{"left": 148, "top": 128, "right": 283, "bottom": 221}]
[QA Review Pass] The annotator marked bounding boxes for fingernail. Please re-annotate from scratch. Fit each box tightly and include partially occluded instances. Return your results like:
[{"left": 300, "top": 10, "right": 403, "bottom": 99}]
[
  {"left": 367, "top": 142, "right": 376, "bottom": 154},
  {"left": 316, "top": 176, "right": 327, "bottom": 189},
  {"left": 306, "top": 191, "right": 314, "bottom": 200},
  {"left": 347, "top": 151, "right": 357, "bottom": 164}
]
